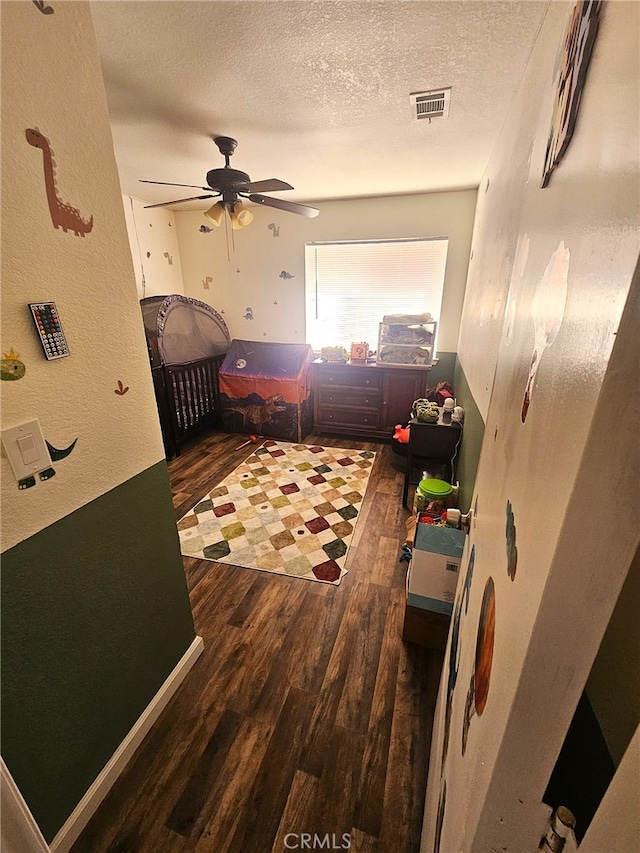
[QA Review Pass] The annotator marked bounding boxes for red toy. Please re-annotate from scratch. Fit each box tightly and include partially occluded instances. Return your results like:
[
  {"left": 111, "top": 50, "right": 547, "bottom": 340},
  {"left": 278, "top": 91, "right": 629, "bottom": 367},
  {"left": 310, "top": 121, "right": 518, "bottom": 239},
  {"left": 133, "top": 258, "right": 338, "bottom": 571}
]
[
  {"left": 393, "top": 424, "right": 410, "bottom": 443},
  {"left": 425, "top": 380, "right": 454, "bottom": 407}
]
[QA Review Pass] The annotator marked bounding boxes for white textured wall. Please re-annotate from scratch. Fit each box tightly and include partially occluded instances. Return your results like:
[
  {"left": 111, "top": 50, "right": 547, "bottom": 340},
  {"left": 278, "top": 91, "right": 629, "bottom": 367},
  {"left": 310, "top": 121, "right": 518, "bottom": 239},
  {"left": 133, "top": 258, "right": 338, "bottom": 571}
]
[
  {"left": 174, "top": 190, "right": 477, "bottom": 352},
  {"left": 424, "top": 1, "right": 640, "bottom": 850},
  {"left": 122, "top": 196, "right": 185, "bottom": 298},
  {"left": 1, "top": 2, "right": 165, "bottom": 551},
  {"left": 457, "top": 1, "right": 639, "bottom": 421}
]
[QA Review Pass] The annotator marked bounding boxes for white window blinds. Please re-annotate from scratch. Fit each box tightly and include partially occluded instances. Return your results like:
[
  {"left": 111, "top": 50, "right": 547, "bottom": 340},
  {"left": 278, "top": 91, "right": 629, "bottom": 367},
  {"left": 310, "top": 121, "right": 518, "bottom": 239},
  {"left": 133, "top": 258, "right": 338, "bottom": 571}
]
[{"left": 304, "top": 238, "right": 449, "bottom": 352}]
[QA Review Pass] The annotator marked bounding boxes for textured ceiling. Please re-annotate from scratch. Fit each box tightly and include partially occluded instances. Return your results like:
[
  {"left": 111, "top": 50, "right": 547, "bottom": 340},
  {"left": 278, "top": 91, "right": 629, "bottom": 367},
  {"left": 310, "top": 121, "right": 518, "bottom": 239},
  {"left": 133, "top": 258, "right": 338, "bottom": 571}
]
[{"left": 90, "top": 0, "right": 550, "bottom": 209}]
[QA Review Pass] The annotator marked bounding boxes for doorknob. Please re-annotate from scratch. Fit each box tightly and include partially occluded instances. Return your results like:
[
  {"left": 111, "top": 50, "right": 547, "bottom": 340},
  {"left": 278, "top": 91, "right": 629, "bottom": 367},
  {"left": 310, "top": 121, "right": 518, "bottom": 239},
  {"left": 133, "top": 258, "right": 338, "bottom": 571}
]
[{"left": 539, "top": 806, "right": 576, "bottom": 852}]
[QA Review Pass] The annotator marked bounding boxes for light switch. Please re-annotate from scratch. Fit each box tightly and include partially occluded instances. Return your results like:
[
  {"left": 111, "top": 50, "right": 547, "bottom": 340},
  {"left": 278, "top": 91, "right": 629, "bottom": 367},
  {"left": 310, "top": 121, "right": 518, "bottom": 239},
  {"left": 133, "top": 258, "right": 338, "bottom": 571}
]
[
  {"left": 17, "top": 434, "right": 39, "bottom": 465},
  {"left": 1, "top": 419, "right": 52, "bottom": 481}
]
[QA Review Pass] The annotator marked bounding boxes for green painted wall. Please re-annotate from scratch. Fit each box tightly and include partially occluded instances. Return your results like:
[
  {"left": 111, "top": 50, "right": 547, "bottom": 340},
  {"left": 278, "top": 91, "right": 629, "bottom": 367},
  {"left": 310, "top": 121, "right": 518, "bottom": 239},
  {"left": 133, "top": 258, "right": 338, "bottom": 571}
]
[
  {"left": 1, "top": 461, "right": 196, "bottom": 843},
  {"left": 429, "top": 351, "right": 456, "bottom": 388},
  {"left": 453, "top": 356, "right": 485, "bottom": 512},
  {"left": 586, "top": 543, "right": 640, "bottom": 768}
]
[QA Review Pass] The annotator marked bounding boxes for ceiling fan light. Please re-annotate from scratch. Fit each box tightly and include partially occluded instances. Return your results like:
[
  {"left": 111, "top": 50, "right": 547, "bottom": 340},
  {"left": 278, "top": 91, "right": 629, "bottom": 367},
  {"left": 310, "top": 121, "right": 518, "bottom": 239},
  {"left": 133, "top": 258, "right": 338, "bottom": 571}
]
[
  {"left": 230, "top": 201, "right": 254, "bottom": 230},
  {"left": 203, "top": 201, "right": 224, "bottom": 226}
]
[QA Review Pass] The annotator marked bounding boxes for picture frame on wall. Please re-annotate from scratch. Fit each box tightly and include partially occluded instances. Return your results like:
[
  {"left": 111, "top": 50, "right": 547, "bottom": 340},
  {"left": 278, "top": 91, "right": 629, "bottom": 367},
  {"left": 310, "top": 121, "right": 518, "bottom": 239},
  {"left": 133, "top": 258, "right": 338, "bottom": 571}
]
[{"left": 541, "top": 0, "right": 602, "bottom": 188}]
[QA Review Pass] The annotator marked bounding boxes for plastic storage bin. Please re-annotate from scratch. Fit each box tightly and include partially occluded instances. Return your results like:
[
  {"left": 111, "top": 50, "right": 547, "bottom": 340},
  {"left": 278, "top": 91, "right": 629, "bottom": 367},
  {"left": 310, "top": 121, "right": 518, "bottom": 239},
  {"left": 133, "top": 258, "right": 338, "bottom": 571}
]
[
  {"left": 413, "top": 477, "right": 454, "bottom": 515},
  {"left": 376, "top": 321, "right": 437, "bottom": 368}
]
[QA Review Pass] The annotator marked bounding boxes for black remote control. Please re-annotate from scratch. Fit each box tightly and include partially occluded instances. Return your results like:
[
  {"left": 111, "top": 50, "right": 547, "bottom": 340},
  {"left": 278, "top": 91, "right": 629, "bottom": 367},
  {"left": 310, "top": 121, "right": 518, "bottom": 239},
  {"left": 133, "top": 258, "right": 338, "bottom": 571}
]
[{"left": 29, "top": 302, "right": 70, "bottom": 360}]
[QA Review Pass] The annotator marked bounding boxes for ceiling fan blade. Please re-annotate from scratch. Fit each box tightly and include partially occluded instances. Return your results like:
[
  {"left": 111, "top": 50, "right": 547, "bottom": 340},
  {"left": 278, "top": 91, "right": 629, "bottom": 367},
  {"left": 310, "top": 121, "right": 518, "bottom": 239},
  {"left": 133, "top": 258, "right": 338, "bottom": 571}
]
[
  {"left": 140, "top": 180, "right": 212, "bottom": 190},
  {"left": 248, "top": 194, "right": 319, "bottom": 218},
  {"left": 143, "top": 194, "right": 217, "bottom": 209},
  {"left": 236, "top": 178, "right": 293, "bottom": 193}
]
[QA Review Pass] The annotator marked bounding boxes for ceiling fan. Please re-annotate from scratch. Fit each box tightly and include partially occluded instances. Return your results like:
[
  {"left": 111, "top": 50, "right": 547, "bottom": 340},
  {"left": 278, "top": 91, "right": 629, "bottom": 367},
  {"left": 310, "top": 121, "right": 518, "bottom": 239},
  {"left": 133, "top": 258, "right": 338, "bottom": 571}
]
[{"left": 140, "top": 136, "right": 319, "bottom": 228}]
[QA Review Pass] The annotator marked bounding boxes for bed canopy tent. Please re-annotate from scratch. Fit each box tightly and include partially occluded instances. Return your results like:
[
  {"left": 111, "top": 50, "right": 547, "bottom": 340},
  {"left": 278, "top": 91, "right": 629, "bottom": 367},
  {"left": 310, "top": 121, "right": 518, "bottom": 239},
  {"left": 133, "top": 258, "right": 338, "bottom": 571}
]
[{"left": 219, "top": 339, "right": 314, "bottom": 443}]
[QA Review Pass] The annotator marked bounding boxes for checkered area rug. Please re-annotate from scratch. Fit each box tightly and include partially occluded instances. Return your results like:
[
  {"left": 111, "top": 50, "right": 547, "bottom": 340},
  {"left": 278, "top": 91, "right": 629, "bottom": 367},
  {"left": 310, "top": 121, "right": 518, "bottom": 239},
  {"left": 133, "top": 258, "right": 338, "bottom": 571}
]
[{"left": 177, "top": 440, "right": 376, "bottom": 585}]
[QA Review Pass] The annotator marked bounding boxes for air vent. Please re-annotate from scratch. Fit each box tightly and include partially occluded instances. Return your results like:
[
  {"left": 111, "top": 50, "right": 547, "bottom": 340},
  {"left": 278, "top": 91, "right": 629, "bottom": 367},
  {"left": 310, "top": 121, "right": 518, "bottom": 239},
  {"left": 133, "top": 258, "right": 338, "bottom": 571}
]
[{"left": 410, "top": 88, "right": 451, "bottom": 120}]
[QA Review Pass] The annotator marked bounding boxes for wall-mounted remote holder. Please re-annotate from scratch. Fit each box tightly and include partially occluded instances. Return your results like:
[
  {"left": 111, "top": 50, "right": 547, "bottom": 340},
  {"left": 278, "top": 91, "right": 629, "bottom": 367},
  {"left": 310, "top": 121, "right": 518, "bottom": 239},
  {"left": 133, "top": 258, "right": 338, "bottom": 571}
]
[{"left": 29, "top": 302, "right": 70, "bottom": 360}]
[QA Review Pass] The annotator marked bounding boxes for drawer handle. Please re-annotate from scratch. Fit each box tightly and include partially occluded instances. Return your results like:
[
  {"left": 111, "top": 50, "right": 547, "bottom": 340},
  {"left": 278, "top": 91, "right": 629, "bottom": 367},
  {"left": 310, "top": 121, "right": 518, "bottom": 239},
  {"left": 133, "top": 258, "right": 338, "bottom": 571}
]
[
  {"left": 328, "top": 414, "right": 334, "bottom": 419},
  {"left": 328, "top": 395, "right": 333, "bottom": 401},
  {"left": 364, "top": 398, "right": 369, "bottom": 404},
  {"left": 364, "top": 379, "right": 370, "bottom": 385},
  {"left": 363, "top": 418, "right": 369, "bottom": 423}
]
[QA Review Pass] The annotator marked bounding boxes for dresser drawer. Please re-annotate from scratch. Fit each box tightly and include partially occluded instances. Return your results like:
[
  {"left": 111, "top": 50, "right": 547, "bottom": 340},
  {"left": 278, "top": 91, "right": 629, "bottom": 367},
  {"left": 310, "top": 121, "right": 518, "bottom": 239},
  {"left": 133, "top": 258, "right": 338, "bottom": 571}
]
[
  {"left": 317, "top": 365, "right": 382, "bottom": 390},
  {"left": 312, "top": 359, "right": 430, "bottom": 439},
  {"left": 318, "top": 385, "right": 381, "bottom": 408},
  {"left": 317, "top": 406, "right": 379, "bottom": 430}
]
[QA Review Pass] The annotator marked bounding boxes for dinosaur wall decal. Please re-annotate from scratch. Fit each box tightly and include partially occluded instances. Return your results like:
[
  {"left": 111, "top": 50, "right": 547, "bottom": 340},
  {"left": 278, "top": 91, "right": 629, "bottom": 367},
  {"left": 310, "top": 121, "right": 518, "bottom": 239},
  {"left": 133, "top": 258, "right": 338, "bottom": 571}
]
[
  {"left": 32, "top": 0, "right": 54, "bottom": 13},
  {"left": 17, "top": 437, "right": 78, "bottom": 490},
  {"left": 25, "top": 128, "right": 93, "bottom": 236},
  {"left": 1, "top": 348, "right": 26, "bottom": 381}
]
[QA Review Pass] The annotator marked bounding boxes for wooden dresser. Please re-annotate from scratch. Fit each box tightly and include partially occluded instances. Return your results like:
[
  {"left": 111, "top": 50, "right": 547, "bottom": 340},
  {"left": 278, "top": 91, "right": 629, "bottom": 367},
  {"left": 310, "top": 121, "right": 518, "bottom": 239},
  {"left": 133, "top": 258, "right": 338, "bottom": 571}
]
[{"left": 312, "top": 359, "right": 429, "bottom": 439}]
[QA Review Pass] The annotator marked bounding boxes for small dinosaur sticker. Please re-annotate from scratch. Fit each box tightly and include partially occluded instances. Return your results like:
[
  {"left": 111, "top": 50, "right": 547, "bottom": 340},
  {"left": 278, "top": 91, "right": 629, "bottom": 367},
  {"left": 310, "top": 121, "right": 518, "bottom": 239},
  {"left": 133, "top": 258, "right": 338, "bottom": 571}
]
[
  {"left": 1, "top": 348, "right": 26, "bottom": 381},
  {"left": 32, "top": 0, "right": 54, "bottom": 13}
]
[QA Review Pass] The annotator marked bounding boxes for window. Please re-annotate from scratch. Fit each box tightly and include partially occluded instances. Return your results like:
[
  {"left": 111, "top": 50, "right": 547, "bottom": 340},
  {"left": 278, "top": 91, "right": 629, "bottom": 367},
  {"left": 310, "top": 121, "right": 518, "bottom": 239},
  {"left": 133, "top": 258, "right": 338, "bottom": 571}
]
[{"left": 304, "top": 238, "right": 449, "bottom": 353}]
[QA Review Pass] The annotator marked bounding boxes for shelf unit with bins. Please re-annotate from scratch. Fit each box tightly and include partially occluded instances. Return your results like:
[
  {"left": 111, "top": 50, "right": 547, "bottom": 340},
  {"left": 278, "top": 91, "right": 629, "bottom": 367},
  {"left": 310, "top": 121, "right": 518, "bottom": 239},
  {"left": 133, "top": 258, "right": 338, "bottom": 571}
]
[{"left": 376, "top": 321, "right": 437, "bottom": 369}]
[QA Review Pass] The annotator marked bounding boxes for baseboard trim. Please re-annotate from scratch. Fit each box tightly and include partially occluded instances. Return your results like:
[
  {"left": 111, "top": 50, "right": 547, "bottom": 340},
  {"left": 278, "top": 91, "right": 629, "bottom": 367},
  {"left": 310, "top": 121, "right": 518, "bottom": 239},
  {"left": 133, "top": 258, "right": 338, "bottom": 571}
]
[
  {"left": 49, "top": 635, "right": 204, "bottom": 853},
  {"left": 1, "top": 759, "right": 52, "bottom": 853}
]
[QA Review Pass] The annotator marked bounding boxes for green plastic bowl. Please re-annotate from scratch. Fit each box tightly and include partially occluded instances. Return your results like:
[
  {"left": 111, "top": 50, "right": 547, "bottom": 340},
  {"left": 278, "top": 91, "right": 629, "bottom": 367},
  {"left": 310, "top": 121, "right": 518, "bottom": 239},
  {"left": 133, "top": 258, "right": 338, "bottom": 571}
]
[{"left": 418, "top": 478, "right": 453, "bottom": 499}]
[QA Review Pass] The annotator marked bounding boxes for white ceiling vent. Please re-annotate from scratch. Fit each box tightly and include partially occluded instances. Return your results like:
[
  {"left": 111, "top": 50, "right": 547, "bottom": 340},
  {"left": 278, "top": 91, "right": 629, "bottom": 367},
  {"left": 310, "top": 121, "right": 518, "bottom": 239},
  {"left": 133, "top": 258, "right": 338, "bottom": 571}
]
[{"left": 410, "top": 88, "right": 451, "bottom": 120}]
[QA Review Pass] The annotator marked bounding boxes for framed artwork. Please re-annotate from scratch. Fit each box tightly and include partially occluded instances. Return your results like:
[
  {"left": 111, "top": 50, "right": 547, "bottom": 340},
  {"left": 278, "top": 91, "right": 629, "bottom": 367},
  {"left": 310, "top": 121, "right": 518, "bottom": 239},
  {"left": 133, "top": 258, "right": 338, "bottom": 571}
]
[{"left": 541, "top": 0, "right": 602, "bottom": 188}]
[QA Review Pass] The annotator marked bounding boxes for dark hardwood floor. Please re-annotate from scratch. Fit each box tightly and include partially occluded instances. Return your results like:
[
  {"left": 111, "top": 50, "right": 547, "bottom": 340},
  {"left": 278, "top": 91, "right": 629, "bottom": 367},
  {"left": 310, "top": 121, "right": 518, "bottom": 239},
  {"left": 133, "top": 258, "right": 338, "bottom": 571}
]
[{"left": 72, "top": 429, "right": 444, "bottom": 853}]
